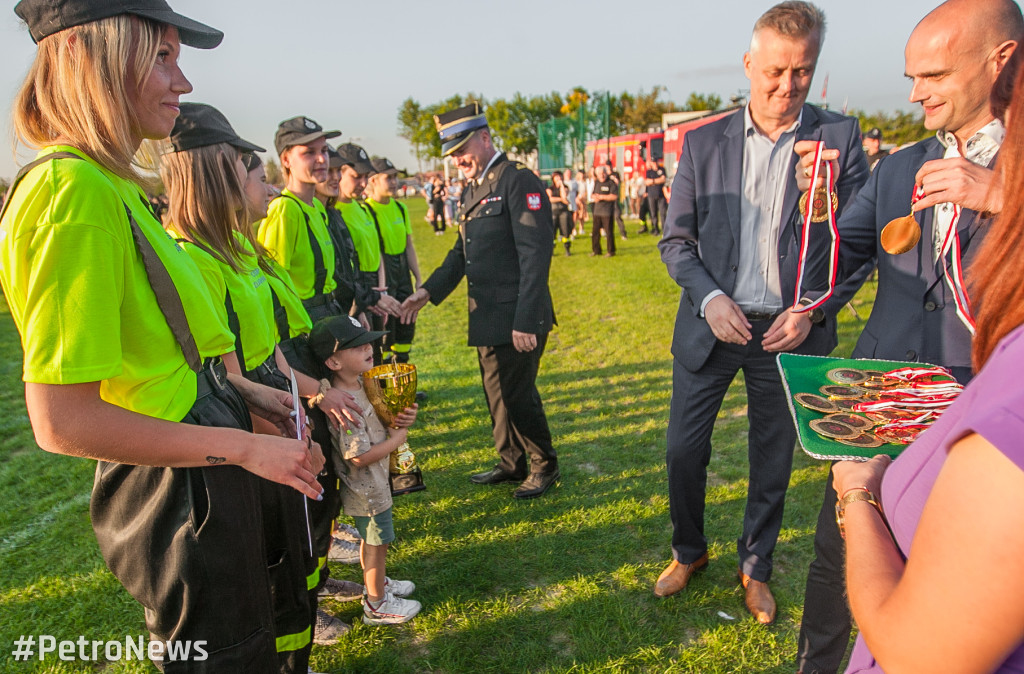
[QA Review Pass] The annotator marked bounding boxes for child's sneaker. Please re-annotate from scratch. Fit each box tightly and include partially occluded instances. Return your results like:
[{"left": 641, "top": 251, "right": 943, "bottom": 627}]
[
  {"left": 362, "top": 590, "right": 421, "bottom": 625},
  {"left": 328, "top": 538, "right": 360, "bottom": 564},
  {"left": 313, "top": 608, "right": 350, "bottom": 645},
  {"left": 318, "top": 577, "right": 364, "bottom": 602},
  {"left": 334, "top": 522, "right": 362, "bottom": 543},
  {"left": 384, "top": 576, "right": 415, "bottom": 597}
]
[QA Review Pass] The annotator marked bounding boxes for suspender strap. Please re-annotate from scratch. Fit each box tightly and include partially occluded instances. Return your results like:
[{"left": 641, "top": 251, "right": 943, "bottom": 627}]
[
  {"left": 269, "top": 286, "right": 291, "bottom": 342},
  {"left": 222, "top": 287, "right": 247, "bottom": 374},
  {"left": 279, "top": 194, "right": 327, "bottom": 296},
  {"left": 2, "top": 152, "right": 202, "bottom": 373},
  {"left": 360, "top": 200, "right": 387, "bottom": 255}
]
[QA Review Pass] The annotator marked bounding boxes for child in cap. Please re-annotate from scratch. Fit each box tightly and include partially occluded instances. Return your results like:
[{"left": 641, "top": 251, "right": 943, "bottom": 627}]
[{"left": 308, "top": 315, "right": 422, "bottom": 624}]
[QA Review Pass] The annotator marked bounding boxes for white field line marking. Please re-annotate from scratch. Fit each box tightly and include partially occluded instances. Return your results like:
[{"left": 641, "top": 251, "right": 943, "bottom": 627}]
[{"left": 0, "top": 492, "right": 90, "bottom": 556}]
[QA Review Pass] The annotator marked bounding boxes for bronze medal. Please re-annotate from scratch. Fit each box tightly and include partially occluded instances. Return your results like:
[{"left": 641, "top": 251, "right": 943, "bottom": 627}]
[
  {"left": 865, "top": 409, "right": 915, "bottom": 423},
  {"left": 860, "top": 377, "right": 899, "bottom": 389},
  {"left": 827, "top": 368, "right": 869, "bottom": 385},
  {"left": 809, "top": 418, "right": 860, "bottom": 439},
  {"left": 831, "top": 397, "right": 861, "bottom": 412},
  {"left": 794, "top": 393, "right": 838, "bottom": 413},
  {"left": 819, "top": 385, "right": 863, "bottom": 399},
  {"left": 837, "top": 433, "right": 884, "bottom": 448},
  {"left": 824, "top": 413, "right": 874, "bottom": 431},
  {"left": 874, "top": 426, "right": 919, "bottom": 445},
  {"left": 861, "top": 370, "right": 888, "bottom": 379}
]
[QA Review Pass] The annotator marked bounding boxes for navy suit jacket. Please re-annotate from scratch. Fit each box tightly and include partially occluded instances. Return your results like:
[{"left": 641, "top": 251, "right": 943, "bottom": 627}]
[
  {"left": 820, "top": 137, "right": 985, "bottom": 372},
  {"left": 660, "top": 104, "right": 869, "bottom": 372}
]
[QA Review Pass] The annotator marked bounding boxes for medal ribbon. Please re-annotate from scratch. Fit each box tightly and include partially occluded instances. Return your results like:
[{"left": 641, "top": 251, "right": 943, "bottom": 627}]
[
  {"left": 793, "top": 141, "right": 840, "bottom": 313},
  {"left": 938, "top": 204, "right": 976, "bottom": 335}
]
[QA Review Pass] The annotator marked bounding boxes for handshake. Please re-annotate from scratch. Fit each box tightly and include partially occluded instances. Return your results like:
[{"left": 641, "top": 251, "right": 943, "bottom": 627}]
[{"left": 368, "top": 288, "right": 431, "bottom": 325}]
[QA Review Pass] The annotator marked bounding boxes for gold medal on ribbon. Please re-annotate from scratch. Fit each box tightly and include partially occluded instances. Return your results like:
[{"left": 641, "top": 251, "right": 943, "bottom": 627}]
[{"left": 799, "top": 188, "right": 839, "bottom": 224}]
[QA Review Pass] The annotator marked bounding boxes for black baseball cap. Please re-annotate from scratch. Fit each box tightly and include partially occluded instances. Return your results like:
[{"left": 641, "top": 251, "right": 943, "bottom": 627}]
[
  {"left": 242, "top": 152, "right": 263, "bottom": 172},
  {"left": 15, "top": 0, "right": 223, "bottom": 49},
  {"left": 370, "top": 157, "right": 399, "bottom": 176},
  {"left": 327, "top": 146, "right": 345, "bottom": 170},
  {"left": 274, "top": 116, "right": 340, "bottom": 156},
  {"left": 308, "top": 316, "right": 387, "bottom": 362},
  {"left": 169, "top": 103, "right": 265, "bottom": 153},
  {"left": 864, "top": 127, "right": 883, "bottom": 140},
  {"left": 335, "top": 143, "right": 373, "bottom": 175}
]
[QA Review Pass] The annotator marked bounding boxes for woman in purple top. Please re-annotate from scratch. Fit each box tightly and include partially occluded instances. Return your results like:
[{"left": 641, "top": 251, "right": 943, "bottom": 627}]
[{"left": 835, "top": 56, "right": 1024, "bottom": 674}]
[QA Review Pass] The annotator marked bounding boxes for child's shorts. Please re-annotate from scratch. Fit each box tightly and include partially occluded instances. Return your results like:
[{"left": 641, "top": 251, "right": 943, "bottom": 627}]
[{"left": 353, "top": 508, "right": 395, "bottom": 546}]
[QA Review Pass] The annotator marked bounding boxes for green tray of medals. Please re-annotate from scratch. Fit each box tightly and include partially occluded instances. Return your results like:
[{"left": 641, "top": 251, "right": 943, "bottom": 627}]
[{"left": 777, "top": 353, "right": 961, "bottom": 462}]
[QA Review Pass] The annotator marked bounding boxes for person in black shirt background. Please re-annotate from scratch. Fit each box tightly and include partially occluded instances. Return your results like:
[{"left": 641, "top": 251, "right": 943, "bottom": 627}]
[{"left": 591, "top": 165, "right": 618, "bottom": 257}]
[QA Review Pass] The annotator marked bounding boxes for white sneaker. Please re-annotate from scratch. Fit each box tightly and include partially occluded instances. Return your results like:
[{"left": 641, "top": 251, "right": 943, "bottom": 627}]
[
  {"left": 328, "top": 538, "right": 360, "bottom": 564},
  {"left": 318, "top": 577, "right": 364, "bottom": 602},
  {"left": 362, "top": 589, "right": 421, "bottom": 625},
  {"left": 385, "top": 576, "right": 415, "bottom": 597},
  {"left": 313, "top": 608, "right": 350, "bottom": 645},
  {"left": 334, "top": 522, "right": 362, "bottom": 543}
]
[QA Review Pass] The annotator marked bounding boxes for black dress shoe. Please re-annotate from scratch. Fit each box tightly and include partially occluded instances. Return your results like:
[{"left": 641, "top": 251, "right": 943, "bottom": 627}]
[
  {"left": 415, "top": 391, "right": 427, "bottom": 402},
  {"left": 470, "top": 467, "right": 524, "bottom": 485},
  {"left": 513, "top": 470, "right": 560, "bottom": 499}
]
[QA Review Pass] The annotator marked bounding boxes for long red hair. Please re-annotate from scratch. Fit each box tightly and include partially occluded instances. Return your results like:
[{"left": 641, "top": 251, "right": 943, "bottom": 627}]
[{"left": 971, "top": 59, "right": 1024, "bottom": 370}]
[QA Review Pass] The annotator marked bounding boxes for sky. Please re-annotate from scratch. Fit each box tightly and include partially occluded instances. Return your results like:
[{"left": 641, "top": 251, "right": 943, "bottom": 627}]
[{"left": 0, "top": 0, "right": 991, "bottom": 180}]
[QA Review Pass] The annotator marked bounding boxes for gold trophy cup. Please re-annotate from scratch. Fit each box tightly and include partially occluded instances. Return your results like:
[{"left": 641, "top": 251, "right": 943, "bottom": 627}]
[{"left": 362, "top": 363, "right": 426, "bottom": 496}]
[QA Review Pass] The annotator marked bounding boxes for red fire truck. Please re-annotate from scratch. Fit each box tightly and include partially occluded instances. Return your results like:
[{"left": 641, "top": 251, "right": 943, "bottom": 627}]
[
  {"left": 584, "top": 131, "right": 664, "bottom": 177},
  {"left": 660, "top": 109, "right": 738, "bottom": 178}
]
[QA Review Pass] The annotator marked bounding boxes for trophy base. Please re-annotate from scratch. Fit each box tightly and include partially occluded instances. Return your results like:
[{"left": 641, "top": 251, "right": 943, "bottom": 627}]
[{"left": 390, "top": 468, "right": 426, "bottom": 496}]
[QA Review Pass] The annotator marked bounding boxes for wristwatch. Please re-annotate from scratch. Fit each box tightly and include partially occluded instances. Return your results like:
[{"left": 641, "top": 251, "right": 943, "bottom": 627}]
[
  {"left": 835, "top": 487, "right": 883, "bottom": 539},
  {"left": 798, "top": 297, "right": 826, "bottom": 324}
]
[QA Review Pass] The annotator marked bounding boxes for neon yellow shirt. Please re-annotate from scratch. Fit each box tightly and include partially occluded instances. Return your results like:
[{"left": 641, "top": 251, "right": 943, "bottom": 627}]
[
  {"left": 335, "top": 200, "right": 380, "bottom": 273},
  {"left": 170, "top": 229, "right": 278, "bottom": 371},
  {"left": 366, "top": 198, "right": 411, "bottom": 255},
  {"left": 265, "top": 256, "right": 313, "bottom": 339},
  {"left": 257, "top": 190, "right": 337, "bottom": 299},
  {"left": 0, "top": 146, "right": 235, "bottom": 422}
]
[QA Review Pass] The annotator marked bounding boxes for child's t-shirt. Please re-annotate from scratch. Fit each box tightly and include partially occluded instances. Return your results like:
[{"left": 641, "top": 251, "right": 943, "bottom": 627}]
[{"left": 328, "top": 383, "right": 393, "bottom": 517}]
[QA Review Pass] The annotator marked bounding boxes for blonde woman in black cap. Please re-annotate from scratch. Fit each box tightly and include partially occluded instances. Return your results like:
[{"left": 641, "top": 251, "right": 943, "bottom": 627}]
[
  {"left": 162, "top": 103, "right": 369, "bottom": 665},
  {"left": 0, "top": 2, "right": 325, "bottom": 671},
  {"left": 258, "top": 117, "right": 342, "bottom": 323}
]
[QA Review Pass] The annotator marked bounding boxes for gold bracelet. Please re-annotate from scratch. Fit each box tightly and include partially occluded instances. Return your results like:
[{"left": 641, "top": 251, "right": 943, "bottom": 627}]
[{"left": 835, "top": 487, "right": 883, "bottom": 540}]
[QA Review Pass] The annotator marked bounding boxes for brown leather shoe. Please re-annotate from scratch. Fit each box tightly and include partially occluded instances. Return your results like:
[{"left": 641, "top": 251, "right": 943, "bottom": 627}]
[
  {"left": 738, "top": 571, "right": 776, "bottom": 624},
  {"left": 653, "top": 554, "right": 708, "bottom": 597}
]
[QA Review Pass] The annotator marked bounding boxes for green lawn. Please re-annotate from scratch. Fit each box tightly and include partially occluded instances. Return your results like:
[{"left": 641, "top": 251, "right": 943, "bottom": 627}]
[{"left": 0, "top": 198, "right": 877, "bottom": 673}]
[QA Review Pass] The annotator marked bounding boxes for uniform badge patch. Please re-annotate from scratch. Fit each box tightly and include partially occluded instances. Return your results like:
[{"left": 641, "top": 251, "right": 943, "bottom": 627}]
[{"left": 526, "top": 193, "right": 542, "bottom": 211}]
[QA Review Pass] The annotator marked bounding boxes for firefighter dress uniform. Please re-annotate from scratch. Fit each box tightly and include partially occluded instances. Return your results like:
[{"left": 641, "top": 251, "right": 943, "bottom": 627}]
[{"left": 422, "top": 104, "right": 560, "bottom": 493}]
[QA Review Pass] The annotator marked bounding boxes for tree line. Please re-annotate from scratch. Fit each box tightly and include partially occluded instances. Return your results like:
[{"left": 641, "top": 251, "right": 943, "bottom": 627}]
[{"left": 397, "top": 87, "right": 724, "bottom": 167}]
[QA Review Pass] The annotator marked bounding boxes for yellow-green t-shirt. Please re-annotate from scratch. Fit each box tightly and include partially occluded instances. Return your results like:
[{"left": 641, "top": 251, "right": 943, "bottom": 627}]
[
  {"left": 257, "top": 190, "right": 337, "bottom": 299},
  {"left": 0, "top": 146, "right": 235, "bottom": 422},
  {"left": 265, "top": 256, "right": 313, "bottom": 339},
  {"left": 170, "top": 229, "right": 278, "bottom": 372},
  {"left": 335, "top": 200, "right": 381, "bottom": 273},
  {"left": 366, "top": 198, "right": 411, "bottom": 255}
]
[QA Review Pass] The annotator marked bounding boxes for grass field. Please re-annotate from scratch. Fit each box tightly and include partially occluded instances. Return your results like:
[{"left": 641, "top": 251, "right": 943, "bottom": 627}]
[{"left": 0, "top": 197, "right": 878, "bottom": 673}]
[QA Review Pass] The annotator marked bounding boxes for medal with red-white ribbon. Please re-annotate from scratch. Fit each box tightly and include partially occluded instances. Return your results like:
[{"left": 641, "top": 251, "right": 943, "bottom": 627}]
[
  {"left": 793, "top": 141, "right": 840, "bottom": 314},
  {"left": 938, "top": 205, "right": 976, "bottom": 334}
]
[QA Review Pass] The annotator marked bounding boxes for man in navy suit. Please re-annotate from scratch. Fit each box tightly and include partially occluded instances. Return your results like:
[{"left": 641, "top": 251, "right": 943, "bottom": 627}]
[
  {"left": 655, "top": 1, "right": 869, "bottom": 624},
  {"left": 794, "top": 1, "right": 1022, "bottom": 671}
]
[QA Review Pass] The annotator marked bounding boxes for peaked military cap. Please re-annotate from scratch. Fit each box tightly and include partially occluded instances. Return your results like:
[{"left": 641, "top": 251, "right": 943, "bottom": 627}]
[{"left": 434, "top": 102, "right": 488, "bottom": 157}]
